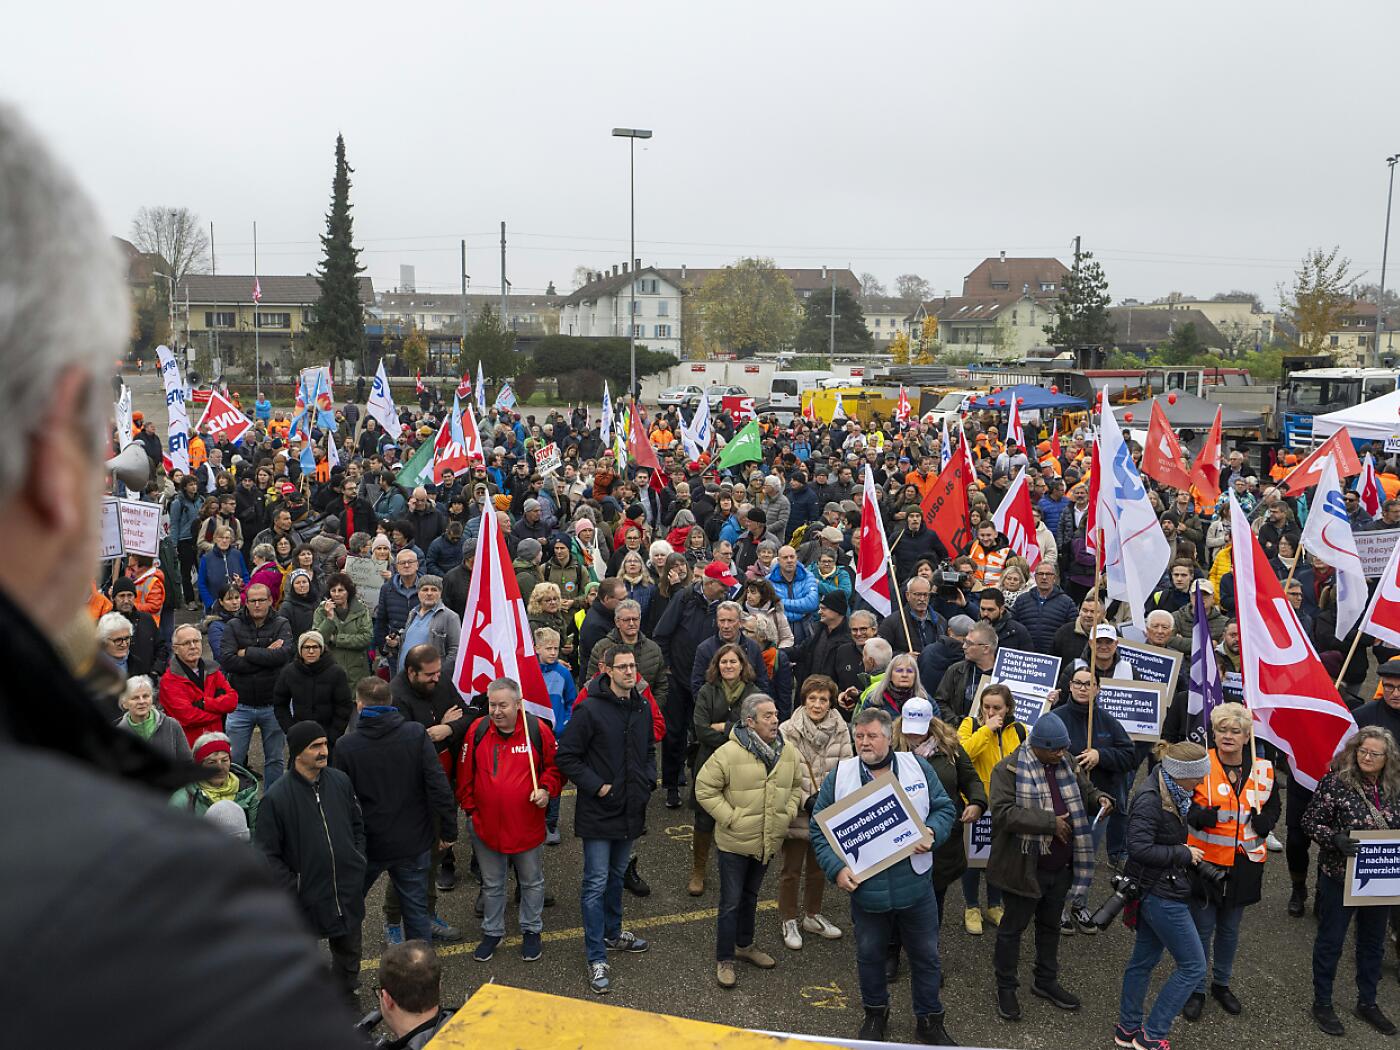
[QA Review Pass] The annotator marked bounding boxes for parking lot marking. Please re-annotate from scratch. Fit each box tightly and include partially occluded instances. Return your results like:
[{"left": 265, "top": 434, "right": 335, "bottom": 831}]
[
  {"left": 360, "top": 899, "right": 779, "bottom": 972},
  {"left": 799, "top": 980, "right": 849, "bottom": 1010}
]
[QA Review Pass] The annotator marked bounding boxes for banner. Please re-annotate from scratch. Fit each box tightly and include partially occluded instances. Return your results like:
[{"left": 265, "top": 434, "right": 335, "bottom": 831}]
[
  {"left": 1280, "top": 428, "right": 1362, "bottom": 497},
  {"left": 721, "top": 395, "right": 756, "bottom": 424},
  {"left": 101, "top": 497, "right": 162, "bottom": 558},
  {"left": 1142, "top": 399, "right": 1194, "bottom": 491},
  {"left": 367, "top": 360, "right": 402, "bottom": 437},
  {"left": 991, "top": 466, "right": 1041, "bottom": 569},
  {"left": 1358, "top": 529, "right": 1400, "bottom": 576},
  {"left": 534, "top": 441, "right": 561, "bottom": 476},
  {"left": 921, "top": 449, "right": 971, "bottom": 558},
  {"left": 713, "top": 420, "right": 762, "bottom": 470},
  {"left": 988, "top": 648, "right": 1061, "bottom": 721},
  {"left": 600, "top": 381, "right": 613, "bottom": 447},
  {"left": 495, "top": 382, "right": 517, "bottom": 410},
  {"left": 1300, "top": 453, "right": 1368, "bottom": 637},
  {"left": 1097, "top": 400, "right": 1170, "bottom": 632},
  {"left": 196, "top": 389, "right": 253, "bottom": 444},
  {"left": 155, "top": 344, "right": 190, "bottom": 474},
  {"left": 964, "top": 814, "right": 993, "bottom": 870},
  {"left": 1344, "top": 830, "right": 1400, "bottom": 906},
  {"left": 114, "top": 385, "right": 134, "bottom": 450},
  {"left": 1094, "top": 679, "right": 1167, "bottom": 742},
  {"left": 1116, "top": 642, "right": 1183, "bottom": 701},
  {"left": 855, "top": 464, "right": 892, "bottom": 616},
  {"left": 813, "top": 772, "right": 931, "bottom": 882}
]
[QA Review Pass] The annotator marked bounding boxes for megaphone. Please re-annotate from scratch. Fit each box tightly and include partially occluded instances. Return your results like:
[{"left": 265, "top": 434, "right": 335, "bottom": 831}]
[{"left": 106, "top": 444, "right": 151, "bottom": 491}]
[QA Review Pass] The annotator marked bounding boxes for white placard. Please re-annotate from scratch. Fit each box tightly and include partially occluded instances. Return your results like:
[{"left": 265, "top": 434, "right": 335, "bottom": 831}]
[
  {"left": 117, "top": 499, "right": 162, "bottom": 558},
  {"left": 1356, "top": 529, "right": 1400, "bottom": 578},
  {"left": 534, "top": 441, "right": 561, "bottom": 476},
  {"left": 100, "top": 498, "right": 124, "bottom": 559}
]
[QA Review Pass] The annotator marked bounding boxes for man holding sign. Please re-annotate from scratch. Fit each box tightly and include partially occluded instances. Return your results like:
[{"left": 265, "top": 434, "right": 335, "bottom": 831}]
[{"left": 810, "top": 708, "right": 956, "bottom": 1045}]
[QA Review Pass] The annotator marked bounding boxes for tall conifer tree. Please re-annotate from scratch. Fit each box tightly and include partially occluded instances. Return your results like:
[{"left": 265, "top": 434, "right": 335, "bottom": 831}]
[{"left": 309, "top": 134, "right": 366, "bottom": 368}]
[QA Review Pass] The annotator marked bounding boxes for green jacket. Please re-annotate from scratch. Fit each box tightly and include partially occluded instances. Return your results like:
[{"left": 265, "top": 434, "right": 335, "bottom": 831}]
[
  {"left": 313, "top": 599, "right": 373, "bottom": 684},
  {"left": 169, "top": 763, "right": 261, "bottom": 833},
  {"left": 696, "top": 729, "right": 803, "bottom": 863}
]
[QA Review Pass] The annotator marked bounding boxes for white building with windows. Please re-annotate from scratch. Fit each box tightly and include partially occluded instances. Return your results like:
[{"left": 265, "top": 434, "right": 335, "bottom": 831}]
[{"left": 558, "top": 263, "right": 683, "bottom": 355}]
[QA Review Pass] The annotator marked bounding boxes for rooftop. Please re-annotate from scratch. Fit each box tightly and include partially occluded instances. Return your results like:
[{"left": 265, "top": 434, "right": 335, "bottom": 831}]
[{"left": 177, "top": 274, "right": 374, "bottom": 305}]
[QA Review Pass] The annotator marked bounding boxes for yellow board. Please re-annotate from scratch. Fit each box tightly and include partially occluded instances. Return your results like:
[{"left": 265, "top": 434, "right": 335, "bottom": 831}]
[
  {"left": 428, "top": 983, "right": 833, "bottom": 1049},
  {"left": 801, "top": 387, "right": 897, "bottom": 425}
]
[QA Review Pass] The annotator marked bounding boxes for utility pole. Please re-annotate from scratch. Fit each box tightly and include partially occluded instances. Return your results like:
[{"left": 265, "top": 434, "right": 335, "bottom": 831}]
[
  {"left": 209, "top": 221, "right": 219, "bottom": 377},
  {"left": 500, "top": 222, "right": 507, "bottom": 334},
  {"left": 1373, "top": 156, "right": 1398, "bottom": 369},
  {"left": 461, "top": 239, "right": 469, "bottom": 371},
  {"left": 252, "top": 220, "right": 261, "bottom": 401},
  {"left": 828, "top": 271, "right": 838, "bottom": 362}
]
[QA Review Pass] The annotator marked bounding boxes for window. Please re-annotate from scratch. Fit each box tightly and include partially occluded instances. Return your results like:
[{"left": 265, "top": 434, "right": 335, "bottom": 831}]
[
  {"left": 302, "top": 308, "right": 317, "bottom": 325},
  {"left": 255, "top": 312, "right": 290, "bottom": 329},
  {"left": 1330, "top": 335, "right": 1339, "bottom": 346},
  {"left": 204, "top": 311, "right": 234, "bottom": 328},
  {"left": 633, "top": 324, "right": 645, "bottom": 338},
  {"left": 1359, "top": 335, "right": 1370, "bottom": 348},
  {"left": 629, "top": 300, "right": 641, "bottom": 315},
  {"left": 654, "top": 324, "right": 672, "bottom": 339},
  {"left": 1011, "top": 310, "right": 1018, "bottom": 324},
  {"left": 1040, "top": 282, "right": 1055, "bottom": 292},
  {"left": 658, "top": 300, "right": 669, "bottom": 317},
  {"left": 991, "top": 281, "right": 1009, "bottom": 290},
  {"left": 874, "top": 318, "right": 882, "bottom": 328},
  {"left": 638, "top": 278, "right": 658, "bottom": 294}
]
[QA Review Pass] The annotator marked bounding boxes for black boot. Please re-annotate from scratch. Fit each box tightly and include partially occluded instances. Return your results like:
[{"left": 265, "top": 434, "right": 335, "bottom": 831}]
[
  {"left": 915, "top": 1011, "right": 954, "bottom": 1046},
  {"left": 623, "top": 856, "right": 651, "bottom": 897},
  {"left": 1183, "top": 991, "right": 1205, "bottom": 1021},
  {"left": 1211, "top": 984, "right": 1241, "bottom": 1015},
  {"left": 996, "top": 987, "right": 1021, "bottom": 1021},
  {"left": 1288, "top": 880, "right": 1307, "bottom": 918},
  {"left": 858, "top": 1007, "right": 889, "bottom": 1041},
  {"left": 1312, "top": 1003, "right": 1345, "bottom": 1037}
]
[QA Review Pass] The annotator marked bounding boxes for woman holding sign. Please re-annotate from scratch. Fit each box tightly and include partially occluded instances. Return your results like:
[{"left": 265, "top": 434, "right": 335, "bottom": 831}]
[
  {"left": 958, "top": 683, "right": 1024, "bottom": 934},
  {"left": 1181, "top": 702, "right": 1279, "bottom": 1023},
  {"left": 1301, "top": 727, "right": 1400, "bottom": 1037}
]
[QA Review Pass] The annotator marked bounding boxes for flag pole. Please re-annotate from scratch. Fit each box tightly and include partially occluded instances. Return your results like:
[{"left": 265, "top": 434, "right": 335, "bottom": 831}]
[
  {"left": 1088, "top": 525, "right": 1105, "bottom": 745},
  {"left": 1335, "top": 630, "right": 1365, "bottom": 690},
  {"left": 252, "top": 220, "right": 261, "bottom": 403},
  {"left": 886, "top": 555, "right": 916, "bottom": 654}
]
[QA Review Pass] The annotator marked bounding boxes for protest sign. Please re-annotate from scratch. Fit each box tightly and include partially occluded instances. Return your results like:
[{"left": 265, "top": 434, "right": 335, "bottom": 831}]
[
  {"left": 973, "top": 678, "right": 1051, "bottom": 729},
  {"left": 964, "top": 813, "right": 993, "bottom": 870},
  {"left": 1344, "top": 830, "right": 1400, "bottom": 906},
  {"left": 1094, "top": 679, "right": 1167, "bottom": 742},
  {"left": 117, "top": 499, "right": 162, "bottom": 557},
  {"left": 196, "top": 389, "right": 254, "bottom": 444},
  {"left": 814, "top": 772, "right": 931, "bottom": 882},
  {"left": 1222, "top": 671, "right": 1244, "bottom": 705},
  {"left": 1116, "top": 642, "right": 1183, "bottom": 700},
  {"left": 987, "top": 648, "right": 1060, "bottom": 721},
  {"left": 534, "top": 441, "right": 561, "bottom": 476},
  {"left": 1356, "top": 529, "right": 1400, "bottom": 578},
  {"left": 344, "top": 555, "right": 387, "bottom": 614},
  {"left": 100, "top": 498, "right": 124, "bottom": 559}
]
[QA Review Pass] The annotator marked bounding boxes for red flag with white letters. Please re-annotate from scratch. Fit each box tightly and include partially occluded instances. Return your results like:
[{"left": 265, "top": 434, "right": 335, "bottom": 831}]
[
  {"left": 991, "top": 466, "right": 1041, "bottom": 569},
  {"left": 1142, "top": 399, "right": 1194, "bottom": 491},
  {"left": 855, "top": 465, "right": 892, "bottom": 615}
]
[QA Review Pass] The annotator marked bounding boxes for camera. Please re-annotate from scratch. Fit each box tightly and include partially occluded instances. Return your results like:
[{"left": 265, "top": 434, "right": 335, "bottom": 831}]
[
  {"left": 1090, "top": 873, "right": 1141, "bottom": 930},
  {"left": 938, "top": 570, "right": 968, "bottom": 587},
  {"left": 1196, "top": 859, "right": 1228, "bottom": 897}
]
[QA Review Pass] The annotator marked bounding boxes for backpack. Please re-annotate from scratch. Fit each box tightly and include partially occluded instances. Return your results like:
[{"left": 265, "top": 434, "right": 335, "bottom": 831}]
[{"left": 470, "top": 712, "right": 545, "bottom": 777}]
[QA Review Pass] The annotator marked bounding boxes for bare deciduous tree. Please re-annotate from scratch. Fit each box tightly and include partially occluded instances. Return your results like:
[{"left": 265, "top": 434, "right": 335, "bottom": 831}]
[
  {"left": 894, "top": 273, "right": 931, "bottom": 301},
  {"left": 130, "top": 206, "right": 211, "bottom": 283},
  {"left": 571, "top": 264, "right": 599, "bottom": 290},
  {"left": 858, "top": 272, "right": 886, "bottom": 299}
]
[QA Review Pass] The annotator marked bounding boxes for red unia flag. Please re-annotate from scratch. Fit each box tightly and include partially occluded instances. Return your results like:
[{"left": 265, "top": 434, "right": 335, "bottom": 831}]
[
  {"left": 1279, "top": 427, "right": 1363, "bottom": 497},
  {"left": 252, "top": 277, "right": 262, "bottom": 303},
  {"left": 1007, "top": 398, "right": 1026, "bottom": 454},
  {"left": 895, "top": 385, "right": 911, "bottom": 425},
  {"left": 855, "top": 464, "right": 892, "bottom": 615},
  {"left": 1142, "top": 399, "right": 1194, "bottom": 491},
  {"left": 430, "top": 405, "right": 482, "bottom": 483},
  {"left": 457, "top": 373, "right": 472, "bottom": 399},
  {"left": 992, "top": 466, "right": 1041, "bottom": 569},
  {"left": 1231, "top": 493, "right": 1355, "bottom": 789},
  {"left": 451, "top": 504, "right": 553, "bottom": 723},
  {"left": 196, "top": 389, "right": 253, "bottom": 444},
  {"left": 627, "top": 407, "right": 666, "bottom": 492},
  {"left": 415, "top": 371, "right": 425, "bottom": 396},
  {"left": 1358, "top": 453, "right": 1383, "bottom": 517}
]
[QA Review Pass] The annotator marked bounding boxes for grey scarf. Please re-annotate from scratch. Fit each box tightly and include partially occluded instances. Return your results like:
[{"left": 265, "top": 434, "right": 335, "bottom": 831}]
[{"left": 735, "top": 725, "right": 783, "bottom": 772}]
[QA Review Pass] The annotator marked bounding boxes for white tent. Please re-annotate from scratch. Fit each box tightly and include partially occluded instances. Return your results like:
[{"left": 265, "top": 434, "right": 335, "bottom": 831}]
[{"left": 1312, "top": 390, "right": 1400, "bottom": 443}]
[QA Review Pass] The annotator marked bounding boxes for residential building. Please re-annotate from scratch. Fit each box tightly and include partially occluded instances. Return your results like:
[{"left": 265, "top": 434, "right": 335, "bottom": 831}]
[
  {"left": 376, "top": 291, "right": 563, "bottom": 338},
  {"left": 1131, "top": 296, "right": 1276, "bottom": 350},
  {"left": 1107, "top": 306, "right": 1228, "bottom": 357},
  {"left": 659, "top": 264, "right": 861, "bottom": 303},
  {"left": 861, "top": 296, "right": 919, "bottom": 344},
  {"left": 1322, "top": 300, "right": 1400, "bottom": 365},
  {"left": 176, "top": 274, "right": 374, "bottom": 373},
  {"left": 558, "top": 263, "right": 683, "bottom": 355}
]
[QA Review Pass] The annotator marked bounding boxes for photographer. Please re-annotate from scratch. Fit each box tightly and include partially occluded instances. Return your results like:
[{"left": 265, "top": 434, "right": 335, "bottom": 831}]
[
  {"left": 1182, "top": 702, "right": 1279, "bottom": 1023},
  {"left": 931, "top": 559, "right": 976, "bottom": 623},
  {"left": 1113, "top": 741, "right": 1210, "bottom": 1050},
  {"left": 1301, "top": 726, "right": 1400, "bottom": 1037}
]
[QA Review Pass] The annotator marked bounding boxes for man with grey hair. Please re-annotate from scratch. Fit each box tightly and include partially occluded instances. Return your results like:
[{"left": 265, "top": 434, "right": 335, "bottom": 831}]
[
  {"left": 0, "top": 105, "right": 357, "bottom": 1045},
  {"left": 691, "top": 599, "right": 770, "bottom": 698},
  {"left": 809, "top": 707, "right": 957, "bottom": 1043},
  {"left": 760, "top": 474, "right": 790, "bottom": 542},
  {"left": 934, "top": 622, "right": 1000, "bottom": 723},
  {"left": 849, "top": 608, "right": 879, "bottom": 648},
  {"left": 588, "top": 598, "right": 669, "bottom": 713},
  {"left": 919, "top": 613, "right": 975, "bottom": 692}
]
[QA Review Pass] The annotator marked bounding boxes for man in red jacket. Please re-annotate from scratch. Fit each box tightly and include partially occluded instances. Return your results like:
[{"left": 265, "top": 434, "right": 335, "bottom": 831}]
[
  {"left": 456, "top": 677, "right": 561, "bottom": 965},
  {"left": 160, "top": 624, "right": 239, "bottom": 747}
]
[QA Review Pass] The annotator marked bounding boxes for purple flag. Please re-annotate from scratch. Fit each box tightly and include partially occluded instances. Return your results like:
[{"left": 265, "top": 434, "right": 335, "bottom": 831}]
[{"left": 1186, "top": 586, "right": 1224, "bottom": 747}]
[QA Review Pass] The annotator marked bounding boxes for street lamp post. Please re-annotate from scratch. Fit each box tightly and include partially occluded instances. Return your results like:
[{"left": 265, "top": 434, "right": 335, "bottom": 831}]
[
  {"left": 612, "top": 127, "right": 652, "bottom": 400},
  {"left": 1373, "top": 155, "right": 1400, "bottom": 368}
]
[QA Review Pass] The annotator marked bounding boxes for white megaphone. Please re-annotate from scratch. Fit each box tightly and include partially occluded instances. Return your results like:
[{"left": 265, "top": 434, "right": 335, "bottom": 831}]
[{"left": 106, "top": 443, "right": 151, "bottom": 491}]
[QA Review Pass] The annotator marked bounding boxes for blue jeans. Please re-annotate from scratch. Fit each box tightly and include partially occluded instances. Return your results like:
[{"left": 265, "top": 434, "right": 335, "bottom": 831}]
[
  {"left": 1118, "top": 895, "right": 1207, "bottom": 1041},
  {"left": 1313, "top": 871, "right": 1389, "bottom": 1008},
  {"left": 581, "top": 838, "right": 633, "bottom": 964},
  {"left": 852, "top": 891, "right": 944, "bottom": 1015},
  {"left": 546, "top": 794, "right": 560, "bottom": 831},
  {"left": 225, "top": 703, "right": 285, "bottom": 788},
  {"left": 1106, "top": 767, "right": 1136, "bottom": 858},
  {"left": 363, "top": 850, "right": 431, "bottom": 942},
  {"left": 1190, "top": 899, "right": 1245, "bottom": 992},
  {"left": 716, "top": 849, "right": 768, "bottom": 961},
  {"left": 961, "top": 868, "right": 1002, "bottom": 910},
  {"left": 477, "top": 842, "right": 545, "bottom": 937}
]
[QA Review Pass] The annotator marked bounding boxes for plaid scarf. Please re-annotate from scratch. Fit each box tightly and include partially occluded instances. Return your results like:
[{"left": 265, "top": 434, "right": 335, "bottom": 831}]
[{"left": 1014, "top": 746, "right": 1096, "bottom": 906}]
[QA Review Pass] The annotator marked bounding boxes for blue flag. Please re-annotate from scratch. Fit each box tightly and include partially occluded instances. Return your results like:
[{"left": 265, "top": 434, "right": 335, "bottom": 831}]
[
  {"left": 298, "top": 444, "right": 316, "bottom": 474},
  {"left": 1186, "top": 587, "right": 1224, "bottom": 746}
]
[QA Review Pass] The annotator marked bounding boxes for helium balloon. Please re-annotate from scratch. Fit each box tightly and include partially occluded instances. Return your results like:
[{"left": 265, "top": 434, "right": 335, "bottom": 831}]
[
  {"left": 1124, "top": 412, "right": 1134, "bottom": 423},
  {"left": 1050, "top": 385, "right": 1059, "bottom": 395},
  {"left": 1167, "top": 393, "right": 1177, "bottom": 405}
]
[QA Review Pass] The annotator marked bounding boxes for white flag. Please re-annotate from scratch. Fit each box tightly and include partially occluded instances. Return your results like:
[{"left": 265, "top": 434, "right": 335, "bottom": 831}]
[
  {"left": 939, "top": 417, "right": 951, "bottom": 470},
  {"left": 831, "top": 394, "right": 847, "bottom": 422},
  {"left": 600, "top": 381, "right": 613, "bottom": 446},
  {"left": 114, "top": 384, "right": 134, "bottom": 450},
  {"left": 155, "top": 344, "right": 190, "bottom": 474},
  {"left": 1097, "top": 398, "right": 1170, "bottom": 632},
  {"left": 475, "top": 359, "right": 487, "bottom": 415},
  {"left": 366, "top": 360, "right": 401, "bottom": 438},
  {"left": 681, "top": 395, "right": 712, "bottom": 462},
  {"left": 1301, "top": 454, "right": 1368, "bottom": 637}
]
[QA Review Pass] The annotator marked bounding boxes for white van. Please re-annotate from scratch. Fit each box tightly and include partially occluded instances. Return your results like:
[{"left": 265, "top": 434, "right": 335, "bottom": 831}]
[{"left": 769, "top": 370, "right": 830, "bottom": 411}]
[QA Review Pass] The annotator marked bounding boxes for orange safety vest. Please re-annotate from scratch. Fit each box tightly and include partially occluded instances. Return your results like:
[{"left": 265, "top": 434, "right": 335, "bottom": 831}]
[
  {"left": 188, "top": 434, "right": 207, "bottom": 470},
  {"left": 970, "top": 542, "right": 1005, "bottom": 585},
  {"left": 1187, "top": 750, "right": 1274, "bottom": 866}
]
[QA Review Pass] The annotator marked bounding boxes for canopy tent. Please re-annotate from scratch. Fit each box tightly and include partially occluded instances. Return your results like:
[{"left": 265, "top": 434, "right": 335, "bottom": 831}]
[
  {"left": 1145, "top": 391, "right": 1265, "bottom": 432},
  {"left": 969, "top": 384, "right": 1086, "bottom": 412},
  {"left": 1312, "top": 390, "right": 1400, "bottom": 443}
]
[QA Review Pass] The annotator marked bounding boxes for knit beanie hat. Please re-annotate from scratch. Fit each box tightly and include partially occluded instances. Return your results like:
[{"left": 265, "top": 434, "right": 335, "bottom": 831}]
[
  {"left": 1028, "top": 714, "right": 1071, "bottom": 751},
  {"left": 1161, "top": 752, "right": 1211, "bottom": 781},
  {"left": 517, "top": 538, "right": 542, "bottom": 563},
  {"left": 204, "top": 799, "right": 250, "bottom": 842},
  {"left": 819, "top": 590, "right": 848, "bottom": 617},
  {"left": 111, "top": 577, "right": 137, "bottom": 596},
  {"left": 192, "top": 732, "right": 232, "bottom": 765},
  {"left": 286, "top": 720, "right": 327, "bottom": 760}
]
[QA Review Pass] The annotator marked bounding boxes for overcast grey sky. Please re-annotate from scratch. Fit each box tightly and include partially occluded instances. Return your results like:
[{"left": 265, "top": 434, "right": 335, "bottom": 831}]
[{"left": 4, "top": 1, "right": 1397, "bottom": 309}]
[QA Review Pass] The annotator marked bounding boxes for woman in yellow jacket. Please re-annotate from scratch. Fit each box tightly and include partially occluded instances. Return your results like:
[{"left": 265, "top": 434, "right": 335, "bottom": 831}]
[{"left": 957, "top": 682, "right": 1025, "bottom": 933}]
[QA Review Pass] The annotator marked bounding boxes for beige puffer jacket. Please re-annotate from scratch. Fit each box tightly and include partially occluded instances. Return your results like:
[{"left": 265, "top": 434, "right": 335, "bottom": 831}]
[
  {"left": 778, "top": 707, "right": 855, "bottom": 840},
  {"left": 696, "top": 728, "right": 803, "bottom": 863}
]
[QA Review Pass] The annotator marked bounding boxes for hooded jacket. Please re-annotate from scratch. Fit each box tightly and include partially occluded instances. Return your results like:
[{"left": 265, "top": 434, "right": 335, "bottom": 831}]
[
  {"left": 332, "top": 707, "right": 457, "bottom": 862},
  {"left": 455, "top": 714, "right": 562, "bottom": 854},
  {"left": 555, "top": 675, "right": 656, "bottom": 840},
  {"left": 159, "top": 657, "right": 240, "bottom": 746},
  {"left": 768, "top": 560, "right": 819, "bottom": 630}
]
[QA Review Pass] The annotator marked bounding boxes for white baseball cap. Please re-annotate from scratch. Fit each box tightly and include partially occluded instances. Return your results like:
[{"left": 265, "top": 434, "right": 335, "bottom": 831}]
[
  {"left": 900, "top": 697, "right": 935, "bottom": 736},
  {"left": 1093, "top": 623, "right": 1119, "bottom": 640}
]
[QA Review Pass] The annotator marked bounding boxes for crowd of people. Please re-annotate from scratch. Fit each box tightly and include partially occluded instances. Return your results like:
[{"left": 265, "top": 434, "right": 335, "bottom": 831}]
[{"left": 5, "top": 102, "right": 1400, "bottom": 1049}]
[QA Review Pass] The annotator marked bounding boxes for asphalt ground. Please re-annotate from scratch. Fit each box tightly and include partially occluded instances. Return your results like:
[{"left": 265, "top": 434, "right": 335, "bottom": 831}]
[{"left": 135, "top": 375, "right": 1399, "bottom": 1047}]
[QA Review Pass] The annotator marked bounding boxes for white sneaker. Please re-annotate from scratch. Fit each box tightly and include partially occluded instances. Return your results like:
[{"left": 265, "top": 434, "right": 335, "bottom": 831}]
[
  {"left": 802, "top": 913, "right": 843, "bottom": 940},
  {"left": 782, "top": 918, "right": 803, "bottom": 950},
  {"left": 1266, "top": 832, "right": 1283, "bottom": 853}
]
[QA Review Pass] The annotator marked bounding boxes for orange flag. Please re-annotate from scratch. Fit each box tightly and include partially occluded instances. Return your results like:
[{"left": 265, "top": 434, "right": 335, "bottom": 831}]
[
  {"left": 627, "top": 403, "right": 666, "bottom": 492},
  {"left": 1142, "top": 400, "right": 1194, "bottom": 491},
  {"left": 1189, "top": 405, "right": 1223, "bottom": 504},
  {"left": 1278, "top": 427, "right": 1363, "bottom": 497}
]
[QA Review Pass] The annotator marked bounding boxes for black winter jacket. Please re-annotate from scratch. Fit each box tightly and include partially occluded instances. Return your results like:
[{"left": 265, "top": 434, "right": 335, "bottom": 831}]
[
  {"left": 253, "top": 766, "right": 366, "bottom": 937},
  {"left": 653, "top": 585, "right": 717, "bottom": 697},
  {"left": 556, "top": 676, "right": 656, "bottom": 840},
  {"left": 0, "top": 587, "right": 356, "bottom": 1048},
  {"left": 1050, "top": 698, "right": 1138, "bottom": 809},
  {"left": 118, "top": 606, "right": 169, "bottom": 682},
  {"left": 389, "top": 669, "right": 476, "bottom": 776},
  {"left": 273, "top": 659, "right": 354, "bottom": 745},
  {"left": 1125, "top": 780, "right": 1196, "bottom": 902},
  {"left": 1011, "top": 586, "right": 1078, "bottom": 654},
  {"left": 692, "top": 633, "right": 771, "bottom": 698},
  {"left": 218, "top": 610, "right": 294, "bottom": 708},
  {"left": 793, "top": 621, "right": 863, "bottom": 695},
  {"left": 332, "top": 707, "right": 457, "bottom": 862}
]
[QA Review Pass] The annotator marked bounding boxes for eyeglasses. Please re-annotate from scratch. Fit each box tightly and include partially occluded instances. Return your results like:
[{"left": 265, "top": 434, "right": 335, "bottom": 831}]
[
  {"left": 1358, "top": 749, "right": 1387, "bottom": 760},
  {"left": 108, "top": 636, "right": 132, "bottom": 645},
  {"left": 300, "top": 644, "right": 322, "bottom": 651},
  {"left": 1071, "top": 679, "right": 1095, "bottom": 687}
]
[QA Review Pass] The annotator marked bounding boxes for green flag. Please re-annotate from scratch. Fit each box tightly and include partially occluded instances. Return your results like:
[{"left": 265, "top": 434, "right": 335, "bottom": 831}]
[
  {"left": 395, "top": 437, "right": 434, "bottom": 492},
  {"left": 713, "top": 420, "right": 762, "bottom": 470}
]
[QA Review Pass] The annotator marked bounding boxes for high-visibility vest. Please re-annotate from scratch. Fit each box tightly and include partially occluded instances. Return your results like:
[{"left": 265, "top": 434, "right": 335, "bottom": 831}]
[{"left": 1188, "top": 750, "right": 1274, "bottom": 866}]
